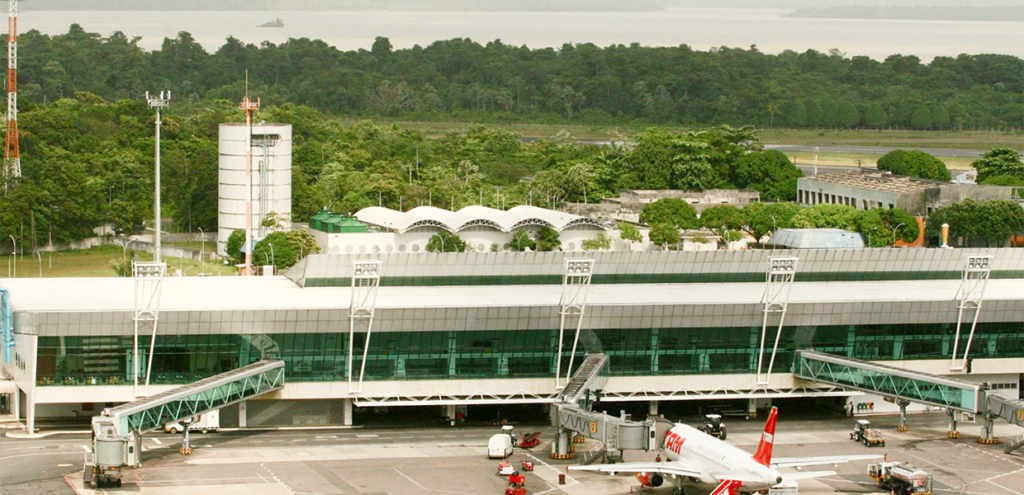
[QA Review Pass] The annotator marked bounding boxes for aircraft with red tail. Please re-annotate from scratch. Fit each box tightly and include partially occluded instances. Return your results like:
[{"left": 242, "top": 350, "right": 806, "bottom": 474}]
[{"left": 569, "top": 407, "right": 881, "bottom": 495}]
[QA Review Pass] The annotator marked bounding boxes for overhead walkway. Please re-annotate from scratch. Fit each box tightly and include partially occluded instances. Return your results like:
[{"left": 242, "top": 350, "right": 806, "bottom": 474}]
[
  {"left": 96, "top": 360, "right": 285, "bottom": 438},
  {"left": 794, "top": 350, "right": 983, "bottom": 413},
  {"left": 558, "top": 353, "right": 608, "bottom": 406}
]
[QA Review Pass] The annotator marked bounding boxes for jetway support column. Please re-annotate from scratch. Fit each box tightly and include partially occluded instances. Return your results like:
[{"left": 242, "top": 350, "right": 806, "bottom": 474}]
[
  {"left": 946, "top": 408, "right": 960, "bottom": 439},
  {"left": 343, "top": 399, "right": 353, "bottom": 426},
  {"left": 897, "top": 399, "right": 910, "bottom": 432},
  {"left": 979, "top": 413, "right": 999, "bottom": 444},
  {"left": 649, "top": 401, "right": 658, "bottom": 416},
  {"left": 238, "top": 401, "right": 247, "bottom": 428},
  {"left": 551, "top": 428, "right": 572, "bottom": 459}
]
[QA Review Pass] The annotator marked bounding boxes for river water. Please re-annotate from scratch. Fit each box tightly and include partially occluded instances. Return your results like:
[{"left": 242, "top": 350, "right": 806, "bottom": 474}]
[{"left": 19, "top": 8, "right": 1023, "bottom": 60}]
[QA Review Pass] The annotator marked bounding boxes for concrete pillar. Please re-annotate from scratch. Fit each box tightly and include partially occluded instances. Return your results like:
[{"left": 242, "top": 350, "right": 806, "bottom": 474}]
[
  {"left": 12, "top": 387, "right": 19, "bottom": 422},
  {"left": 897, "top": 399, "right": 910, "bottom": 432},
  {"left": 343, "top": 398, "right": 353, "bottom": 426},
  {"left": 649, "top": 400, "right": 659, "bottom": 416},
  {"left": 25, "top": 389, "right": 34, "bottom": 434},
  {"left": 238, "top": 400, "right": 247, "bottom": 428}
]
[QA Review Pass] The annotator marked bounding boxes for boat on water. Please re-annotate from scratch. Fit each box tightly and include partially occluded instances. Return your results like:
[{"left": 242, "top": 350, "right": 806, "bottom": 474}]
[{"left": 258, "top": 17, "right": 284, "bottom": 28}]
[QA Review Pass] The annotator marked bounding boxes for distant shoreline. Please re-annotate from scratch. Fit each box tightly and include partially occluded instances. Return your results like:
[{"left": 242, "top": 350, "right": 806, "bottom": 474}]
[
  {"left": 23, "top": 0, "right": 666, "bottom": 12},
  {"left": 785, "top": 5, "right": 1024, "bottom": 23}
]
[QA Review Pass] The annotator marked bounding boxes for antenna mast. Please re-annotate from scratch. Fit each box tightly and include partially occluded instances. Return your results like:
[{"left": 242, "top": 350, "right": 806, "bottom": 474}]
[
  {"left": 4, "top": 0, "right": 19, "bottom": 186},
  {"left": 239, "top": 72, "right": 260, "bottom": 276}
]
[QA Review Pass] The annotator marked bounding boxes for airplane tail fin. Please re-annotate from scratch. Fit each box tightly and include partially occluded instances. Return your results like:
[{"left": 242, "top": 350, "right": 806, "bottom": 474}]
[{"left": 752, "top": 407, "right": 778, "bottom": 467}]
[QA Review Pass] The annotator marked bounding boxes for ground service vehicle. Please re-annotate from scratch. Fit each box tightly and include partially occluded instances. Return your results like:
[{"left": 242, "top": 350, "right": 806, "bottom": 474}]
[
  {"left": 498, "top": 462, "right": 515, "bottom": 476},
  {"left": 521, "top": 461, "right": 534, "bottom": 472},
  {"left": 505, "top": 474, "right": 526, "bottom": 495},
  {"left": 850, "top": 420, "right": 886, "bottom": 447},
  {"left": 490, "top": 434, "right": 514, "bottom": 459},
  {"left": 700, "top": 414, "right": 727, "bottom": 440},
  {"left": 165, "top": 410, "right": 220, "bottom": 434},
  {"left": 83, "top": 421, "right": 125, "bottom": 489},
  {"left": 519, "top": 431, "right": 541, "bottom": 448},
  {"left": 868, "top": 462, "right": 933, "bottom": 495}
]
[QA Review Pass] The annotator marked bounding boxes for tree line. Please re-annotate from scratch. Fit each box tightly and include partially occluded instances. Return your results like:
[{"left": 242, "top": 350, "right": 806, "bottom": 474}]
[
  {"left": 0, "top": 95, "right": 806, "bottom": 249},
  {"left": 8, "top": 25, "right": 1023, "bottom": 129}
]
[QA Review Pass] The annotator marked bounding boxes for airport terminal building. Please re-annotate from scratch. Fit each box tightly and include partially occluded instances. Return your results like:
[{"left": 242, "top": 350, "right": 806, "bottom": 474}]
[{"left": 1, "top": 248, "right": 1022, "bottom": 429}]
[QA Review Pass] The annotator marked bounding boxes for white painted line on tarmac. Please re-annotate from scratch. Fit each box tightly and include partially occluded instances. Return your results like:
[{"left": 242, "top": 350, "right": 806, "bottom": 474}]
[
  {"left": 356, "top": 434, "right": 379, "bottom": 438},
  {"left": 151, "top": 438, "right": 162, "bottom": 444},
  {"left": 392, "top": 467, "right": 488, "bottom": 495},
  {"left": 987, "top": 479, "right": 1024, "bottom": 495},
  {"left": 134, "top": 477, "right": 266, "bottom": 483},
  {"left": 57, "top": 463, "right": 72, "bottom": 467},
  {"left": 81, "top": 445, "right": 91, "bottom": 453}
]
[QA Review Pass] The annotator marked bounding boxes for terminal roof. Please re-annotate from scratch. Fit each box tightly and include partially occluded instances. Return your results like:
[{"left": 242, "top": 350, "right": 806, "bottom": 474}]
[{"left": 2, "top": 277, "right": 1021, "bottom": 312}]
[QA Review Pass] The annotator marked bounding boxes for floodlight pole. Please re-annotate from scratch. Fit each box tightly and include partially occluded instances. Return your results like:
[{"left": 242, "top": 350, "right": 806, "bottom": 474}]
[
  {"left": 146, "top": 91, "right": 170, "bottom": 263},
  {"left": 348, "top": 260, "right": 381, "bottom": 394},
  {"left": 556, "top": 258, "right": 594, "bottom": 389},
  {"left": 950, "top": 255, "right": 992, "bottom": 372},
  {"left": 757, "top": 256, "right": 798, "bottom": 386}
]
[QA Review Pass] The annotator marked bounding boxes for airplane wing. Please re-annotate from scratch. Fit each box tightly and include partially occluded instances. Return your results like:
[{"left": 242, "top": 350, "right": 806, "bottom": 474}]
[
  {"left": 772, "top": 454, "right": 883, "bottom": 469},
  {"left": 780, "top": 470, "right": 837, "bottom": 482},
  {"left": 568, "top": 459, "right": 702, "bottom": 478}
]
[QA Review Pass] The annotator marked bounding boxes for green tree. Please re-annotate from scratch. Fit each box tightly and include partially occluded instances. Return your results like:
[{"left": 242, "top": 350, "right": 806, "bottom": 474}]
[
  {"left": 226, "top": 229, "right": 245, "bottom": 264},
  {"left": 876, "top": 150, "right": 951, "bottom": 181},
  {"left": 582, "top": 232, "right": 612, "bottom": 251},
  {"left": 639, "top": 198, "right": 698, "bottom": 229},
  {"left": 805, "top": 100, "right": 823, "bottom": 127},
  {"left": 426, "top": 230, "right": 467, "bottom": 252},
  {"left": 790, "top": 204, "right": 859, "bottom": 230},
  {"left": 854, "top": 208, "right": 920, "bottom": 247},
  {"left": 911, "top": 105, "right": 933, "bottom": 129},
  {"left": 254, "top": 231, "right": 299, "bottom": 270},
  {"left": 932, "top": 105, "right": 950, "bottom": 129},
  {"left": 977, "top": 200, "right": 1024, "bottom": 246},
  {"left": 820, "top": 99, "right": 839, "bottom": 128},
  {"left": 286, "top": 230, "right": 321, "bottom": 260},
  {"left": 649, "top": 223, "right": 680, "bottom": 250},
  {"left": 973, "top": 148, "right": 1024, "bottom": 182},
  {"left": 618, "top": 222, "right": 642, "bottom": 246},
  {"left": 980, "top": 175, "right": 1024, "bottom": 186},
  {"left": 838, "top": 101, "right": 860, "bottom": 128},
  {"left": 700, "top": 205, "right": 745, "bottom": 237},
  {"left": 864, "top": 102, "right": 887, "bottom": 128},
  {"left": 535, "top": 226, "right": 562, "bottom": 251},
  {"left": 734, "top": 150, "right": 804, "bottom": 200},
  {"left": 509, "top": 230, "right": 536, "bottom": 251},
  {"left": 926, "top": 199, "right": 981, "bottom": 246},
  {"left": 782, "top": 101, "right": 807, "bottom": 127},
  {"left": 742, "top": 202, "right": 800, "bottom": 243}
]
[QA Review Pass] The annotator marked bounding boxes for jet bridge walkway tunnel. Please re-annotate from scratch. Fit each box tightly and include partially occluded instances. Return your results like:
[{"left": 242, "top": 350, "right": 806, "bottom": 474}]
[
  {"left": 90, "top": 359, "right": 285, "bottom": 468},
  {"left": 794, "top": 350, "right": 1024, "bottom": 452}
]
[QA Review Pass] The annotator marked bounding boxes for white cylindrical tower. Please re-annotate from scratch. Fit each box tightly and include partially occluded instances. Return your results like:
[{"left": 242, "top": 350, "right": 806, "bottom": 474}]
[{"left": 218, "top": 123, "right": 292, "bottom": 256}]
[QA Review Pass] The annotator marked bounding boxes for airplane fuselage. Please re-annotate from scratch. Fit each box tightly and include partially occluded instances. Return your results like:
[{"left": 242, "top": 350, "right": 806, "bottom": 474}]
[{"left": 659, "top": 424, "right": 783, "bottom": 493}]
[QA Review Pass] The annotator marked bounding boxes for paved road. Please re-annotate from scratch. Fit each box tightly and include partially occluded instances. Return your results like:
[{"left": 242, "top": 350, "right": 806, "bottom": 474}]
[
  {"left": 518, "top": 137, "right": 997, "bottom": 158},
  {"left": 764, "top": 144, "right": 988, "bottom": 158}
]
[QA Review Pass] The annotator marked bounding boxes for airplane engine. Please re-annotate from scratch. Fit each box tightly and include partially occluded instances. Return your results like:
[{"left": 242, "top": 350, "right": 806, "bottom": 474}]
[{"left": 636, "top": 472, "right": 664, "bottom": 487}]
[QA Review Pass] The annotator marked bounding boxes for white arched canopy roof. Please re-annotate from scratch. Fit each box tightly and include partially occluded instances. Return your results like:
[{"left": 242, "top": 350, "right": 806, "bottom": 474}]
[
  {"left": 355, "top": 207, "right": 449, "bottom": 234},
  {"left": 508, "top": 205, "right": 606, "bottom": 231},
  {"left": 355, "top": 205, "right": 605, "bottom": 234}
]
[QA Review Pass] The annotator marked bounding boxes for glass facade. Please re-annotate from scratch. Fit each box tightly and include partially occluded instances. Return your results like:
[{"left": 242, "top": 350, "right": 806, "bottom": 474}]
[{"left": 35, "top": 321, "right": 1023, "bottom": 386}]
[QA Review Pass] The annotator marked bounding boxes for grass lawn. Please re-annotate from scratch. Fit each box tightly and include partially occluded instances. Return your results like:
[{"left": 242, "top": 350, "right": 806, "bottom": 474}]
[
  {"left": 0, "top": 245, "right": 237, "bottom": 279},
  {"left": 349, "top": 119, "right": 1023, "bottom": 151}
]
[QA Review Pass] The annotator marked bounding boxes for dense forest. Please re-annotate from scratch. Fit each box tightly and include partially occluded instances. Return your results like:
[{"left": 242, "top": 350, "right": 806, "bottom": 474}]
[
  {"left": 7, "top": 26, "right": 1023, "bottom": 129},
  {"left": 0, "top": 93, "right": 807, "bottom": 249}
]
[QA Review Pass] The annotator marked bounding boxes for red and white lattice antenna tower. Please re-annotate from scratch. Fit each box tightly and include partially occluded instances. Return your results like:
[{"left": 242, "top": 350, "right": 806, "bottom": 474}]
[
  {"left": 239, "top": 71, "right": 260, "bottom": 276},
  {"left": 4, "top": 0, "right": 19, "bottom": 185}
]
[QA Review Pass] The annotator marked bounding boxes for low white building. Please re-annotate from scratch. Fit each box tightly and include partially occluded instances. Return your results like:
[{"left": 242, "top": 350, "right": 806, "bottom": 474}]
[{"left": 313, "top": 205, "right": 609, "bottom": 254}]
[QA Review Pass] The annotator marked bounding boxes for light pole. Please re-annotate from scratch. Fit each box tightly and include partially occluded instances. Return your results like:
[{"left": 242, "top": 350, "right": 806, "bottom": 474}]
[
  {"left": 146, "top": 90, "right": 171, "bottom": 263},
  {"left": 268, "top": 242, "right": 275, "bottom": 267},
  {"left": 892, "top": 222, "right": 906, "bottom": 247},
  {"left": 768, "top": 214, "right": 778, "bottom": 253},
  {"left": 114, "top": 237, "right": 137, "bottom": 264},
  {"left": 8, "top": 235, "right": 15, "bottom": 277},
  {"left": 197, "top": 227, "right": 205, "bottom": 274}
]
